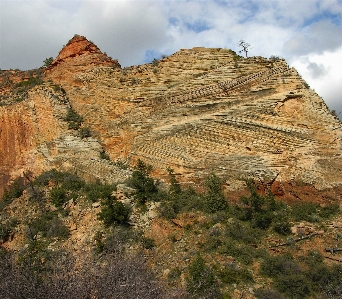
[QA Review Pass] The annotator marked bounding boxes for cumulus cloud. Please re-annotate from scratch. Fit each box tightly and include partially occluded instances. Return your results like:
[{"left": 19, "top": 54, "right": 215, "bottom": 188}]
[
  {"left": 72, "top": 0, "right": 169, "bottom": 66},
  {"left": 283, "top": 20, "right": 342, "bottom": 56},
  {"left": 0, "top": 0, "right": 75, "bottom": 69},
  {"left": 306, "top": 62, "right": 328, "bottom": 79},
  {"left": 291, "top": 46, "right": 342, "bottom": 115}
]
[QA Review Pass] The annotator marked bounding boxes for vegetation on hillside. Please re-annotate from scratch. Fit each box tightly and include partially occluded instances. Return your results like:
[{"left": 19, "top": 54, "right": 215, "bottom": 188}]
[
  {"left": 0, "top": 69, "right": 44, "bottom": 105},
  {"left": 0, "top": 165, "right": 341, "bottom": 298}
]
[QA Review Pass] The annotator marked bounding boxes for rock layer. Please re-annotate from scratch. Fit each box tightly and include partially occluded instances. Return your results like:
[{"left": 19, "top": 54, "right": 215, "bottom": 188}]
[
  {"left": 46, "top": 44, "right": 342, "bottom": 190},
  {"left": 1, "top": 37, "right": 341, "bottom": 194},
  {"left": 0, "top": 82, "right": 129, "bottom": 195}
]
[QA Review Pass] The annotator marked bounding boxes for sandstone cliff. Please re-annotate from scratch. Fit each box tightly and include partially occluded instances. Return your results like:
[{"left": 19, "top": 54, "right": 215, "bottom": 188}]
[
  {"left": 0, "top": 82, "right": 129, "bottom": 196},
  {"left": 1, "top": 36, "right": 341, "bottom": 195}
]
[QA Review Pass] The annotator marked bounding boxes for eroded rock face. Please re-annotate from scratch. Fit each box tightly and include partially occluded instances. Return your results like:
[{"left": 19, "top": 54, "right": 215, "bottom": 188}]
[
  {"left": 46, "top": 44, "right": 342, "bottom": 190},
  {"left": 1, "top": 37, "right": 341, "bottom": 195},
  {"left": 55, "top": 35, "right": 103, "bottom": 61},
  {"left": 47, "top": 35, "right": 120, "bottom": 72},
  {"left": 0, "top": 83, "right": 129, "bottom": 195}
]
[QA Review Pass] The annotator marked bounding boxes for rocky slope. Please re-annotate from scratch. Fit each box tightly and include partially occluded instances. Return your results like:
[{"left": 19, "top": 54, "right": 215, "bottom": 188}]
[
  {"left": 1, "top": 35, "right": 342, "bottom": 298},
  {"left": 0, "top": 79, "right": 129, "bottom": 196},
  {"left": 1, "top": 35, "right": 342, "bottom": 196}
]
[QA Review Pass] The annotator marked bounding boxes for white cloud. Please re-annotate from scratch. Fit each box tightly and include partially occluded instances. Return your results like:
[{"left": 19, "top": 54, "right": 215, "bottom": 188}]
[
  {"left": 0, "top": 0, "right": 76, "bottom": 69},
  {"left": 72, "top": 0, "right": 168, "bottom": 66},
  {"left": 290, "top": 46, "right": 342, "bottom": 114},
  {"left": 283, "top": 20, "right": 342, "bottom": 56}
]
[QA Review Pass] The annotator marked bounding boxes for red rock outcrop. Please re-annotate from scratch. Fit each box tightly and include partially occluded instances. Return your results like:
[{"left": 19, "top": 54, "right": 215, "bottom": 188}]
[
  {"left": 0, "top": 87, "right": 63, "bottom": 195},
  {"left": 46, "top": 35, "right": 120, "bottom": 72}
]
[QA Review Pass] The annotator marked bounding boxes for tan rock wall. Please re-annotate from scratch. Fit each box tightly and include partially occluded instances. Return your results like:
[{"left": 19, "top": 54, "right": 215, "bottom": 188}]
[
  {"left": 6, "top": 44, "right": 339, "bottom": 192},
  {"left": 0, "top": 83, "right": 130, "bottom": 195}
]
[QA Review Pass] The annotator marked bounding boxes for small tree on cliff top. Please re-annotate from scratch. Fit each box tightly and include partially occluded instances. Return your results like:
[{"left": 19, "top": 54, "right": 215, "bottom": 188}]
[{"left": 238, "top": 40, "right": 251, "bottom": 57}]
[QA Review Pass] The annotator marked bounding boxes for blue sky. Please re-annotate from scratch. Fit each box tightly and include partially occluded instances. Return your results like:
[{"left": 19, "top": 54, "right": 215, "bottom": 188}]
[{"left": 0, "top": 0, "right": 341, "bottom": 116}]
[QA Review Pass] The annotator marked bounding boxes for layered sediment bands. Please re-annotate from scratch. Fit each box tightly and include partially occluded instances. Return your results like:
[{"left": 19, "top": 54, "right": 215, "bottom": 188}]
[
  {"left": 45, "top": 45, "right": 341, "bottom": 189},
  {"left": 2, "top": 40, "right": 340, "bottom": 193},
  {"left": 0, "top": 84, "right": 130, "bottom": 195}
]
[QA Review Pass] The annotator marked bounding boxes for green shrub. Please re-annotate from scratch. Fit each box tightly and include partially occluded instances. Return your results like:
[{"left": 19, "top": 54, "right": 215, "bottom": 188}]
[
  {"left": 273, "top": 220, "right": 291, "bottom": 235},
  {"left": 205, "top": 236, "right": 223, "bottom": 252},
  {"left": 131, "top": 78, "right": 139, "bottom": 85},
  {"left": 240, "top": 180, "right": 266, "bottom": 215},
  {"left": 98, "top": 199, "right": 130, "bottom": 227},
  {"left": 303, "top": 252, "right": 342, "bottom": 295},
  {"left": 34, "top": 169, "right": 62, "bottom": 186},
  {"left": 254, "top": 288, "right": 286, "bottom": 299},
  {"left": 93, "top": 231, "right": 104, "bottom": 254},
  {"left": 167, "top": 167, "right": 182, "bottom": 196},
  {"left": 151, "top": 58, "right": 159, "bottom": 67},
  {"left": 205, "top": 174, "right": 228, "bottom": 213},
  {"left": 62, "top": 174, "right": 85, "bottom": 191},
  {"left": 251, "top": 211, "right": 272, "bottom": 229},
  {"left": 14, "top": 76, "right": 43, "bottom": 89},
  {"left": 43, "top": 57, "right": 53, "bottom": 67},
  {"left": 303, "top": 82, "right": 310, "bottom": 89},
  {"left": 50, "top": 186, "right": 68, "bottom": 207},
  {"left": 130, "top": 159, "right": 158, "bottom": 205},
  {"left": 17, "top": 239, "right": 59, "bottom": 277},
  {"left": 319, "top": 203, "right": 340, "bottom": 219},
  {"left": 27, "top": 212, "right": 69, "bottom": 239},
  {"left": 219, "top": 239, "right": 264, "bottom": 265},
  {"left": 1, "top": 177, "right": 25, "bottom": 211},
  {"left": 33, "top": 171, "right": 84, "bottom": 207},
  {"left": 320, "top": 267, "right": 342, "bottom": 298},
  {"left": 239, "top": 179, "right": 287, "bottom": 229},
  {"left": 0, "top": 218, "right": 18, "bottom": 242},
  {"left": 261, "top": 253, "right": 298, "bottom": 278},
  {"left": 100, "top": 150, "right": 110, "bottom": 160},
  {"left": 168, "top": 267, "right": 181, "bottom": 280},
  {"left": 79, "top": 127, "right": 91, "bottom": 138},
  {"left": 159, "top": 185, "right": 206, "bottom": 219},
  {"left": 260, "top": 253, "right": 314, "bottom": 298},
  {"left": 225, "top": 221, "right": 261, "bottom": 244},
  {"left": 187, "top": 254, "right": 222, "bottom": 298},
  {"left": 141, "top": 236, "right": 155, "bottom": 249},
  {"left": 34, "top": 170, "right": 84, "bottom": 191},
  {"left": 65, "top": 108, "right": 83, "bottom": 130},
  {"left": 291, "top": 202, "right": 320, "bottom": 222},
  {"left": 269, "top": 55, "right": 281, "bottom": 62},
  {"left": 159, "top": 202, "right": 177, "bottom": 219},
  {"left": 84, "top": 181, "right": 116, "bottom": 202},
  {"left": 274, "top": 273, "right": 311, "bottom": 299},
  {"left": 218, "top": 264, "right": 253, "bottom": 284},
  {"left": 46, "top": 218, "right": 70, "bottom": 239}
]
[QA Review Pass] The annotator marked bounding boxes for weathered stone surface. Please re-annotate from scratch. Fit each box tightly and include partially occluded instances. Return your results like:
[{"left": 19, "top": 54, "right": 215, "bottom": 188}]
[
  {"left": 48, "top": 35, "right": 120, "bottom": 69},
  {"left": 45, "top": 41, "right": 341, "bottom": 190},
  {"left": 1, "top": 36, "right": 341, "bottom": 195},
  {"left": 0, "top": 82, "right": 130, "bottom": 195}
]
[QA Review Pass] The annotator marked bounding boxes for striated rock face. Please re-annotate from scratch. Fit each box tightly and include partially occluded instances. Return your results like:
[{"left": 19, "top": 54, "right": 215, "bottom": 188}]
[
  {"left": 0, "top": 82, "right": 129, "bottom": 196},
  {"left": 1, "top": 37, "right": 341, "bottom": 195},
  {"left": 46, "top": 35, "right": 120, "bottom": 79},
  {"left": 54, "top": 35, "right": 104, "bottom": 62},
  {"left": 46, "top": 44, "right": 342, "bottom": 191}
]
